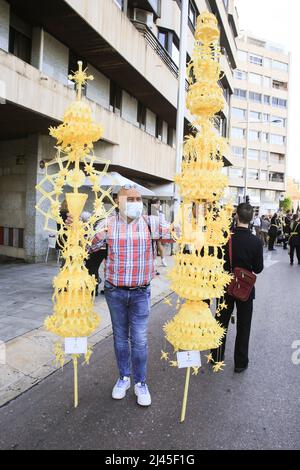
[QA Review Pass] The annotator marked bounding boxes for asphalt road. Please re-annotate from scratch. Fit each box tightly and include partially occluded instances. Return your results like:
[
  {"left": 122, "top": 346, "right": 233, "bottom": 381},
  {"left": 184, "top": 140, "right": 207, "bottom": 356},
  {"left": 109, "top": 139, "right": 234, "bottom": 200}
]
[{"left": 0, "top": 248, "right": 299, "bottom": 450}]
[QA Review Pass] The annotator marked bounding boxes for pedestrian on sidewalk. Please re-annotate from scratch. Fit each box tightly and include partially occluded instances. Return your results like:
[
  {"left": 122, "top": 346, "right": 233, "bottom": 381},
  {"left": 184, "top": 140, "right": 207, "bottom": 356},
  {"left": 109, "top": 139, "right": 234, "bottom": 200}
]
[
  {"left": 260, "top": 215, "right": 269, "bottom": 248},
  {"left": 283, "top": 210, "right": 292, "bottom": 250},
  {"left": 211, "top": 203, "right": 264, "bottom": 373},
  {"left": 68, "top": 185, "right": 174, "bottom": 407},
  {"left": 268, "top": 213, "right": 279, "bottom": 251},
  {"left": 288, "top": 214, "right": 300, "bottom": 265},
  {"left": 253, "top": 211, "right": 261, "bottom": 238},
  {"left": 150, "top": 198, "right": 168, "bottom": 268}
]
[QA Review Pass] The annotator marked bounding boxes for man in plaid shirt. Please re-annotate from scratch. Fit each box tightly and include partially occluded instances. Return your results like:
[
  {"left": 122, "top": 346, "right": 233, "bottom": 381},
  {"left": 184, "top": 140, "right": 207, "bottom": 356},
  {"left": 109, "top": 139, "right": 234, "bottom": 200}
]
[{"left": 91, "top": 185, "right": 173, "bottom": 406}]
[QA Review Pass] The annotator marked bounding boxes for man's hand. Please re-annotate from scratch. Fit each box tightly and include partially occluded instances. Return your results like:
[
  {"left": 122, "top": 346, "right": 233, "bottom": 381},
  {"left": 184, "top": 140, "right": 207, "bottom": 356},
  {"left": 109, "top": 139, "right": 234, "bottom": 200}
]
[{"left": 66, "top": 213, "right": 73, "bottom": 226}]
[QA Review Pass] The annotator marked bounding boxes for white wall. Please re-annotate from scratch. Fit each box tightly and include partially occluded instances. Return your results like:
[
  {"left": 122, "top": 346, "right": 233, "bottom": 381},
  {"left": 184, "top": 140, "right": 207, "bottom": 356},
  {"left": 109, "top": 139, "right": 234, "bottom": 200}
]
[
  {"left": 121, "top": 91, "right": 138, "bottom": 126},
  {"left": 42, "top": 32, "right": 69, "bottom": 85},
  {"left": 86, "top": 64, "right": 110, "bottom": 109},
  {"left": 0, "top": 138, "right": 27, "bottom": 229},
  {"left": 0, "top": 0, "right": 9, "bottom": 52},
  {"left": 162, "top": 121, "right": 168, "bottom": 144},
  {"left": 31, "top": 27, "right": 42, "bottom": 69},
  {"left": 146, "top": 109, "right": 156, "bottom": 137}
]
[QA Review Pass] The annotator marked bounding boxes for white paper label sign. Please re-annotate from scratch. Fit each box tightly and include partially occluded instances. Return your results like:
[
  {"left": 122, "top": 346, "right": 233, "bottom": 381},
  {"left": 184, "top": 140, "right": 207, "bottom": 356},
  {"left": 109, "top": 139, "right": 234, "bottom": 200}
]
[
  {"left": 65, "top": 337, "right": 87, "bottom": 354},
  {"left": 177, "top": 351, "right": 201, "bottom": 369}
]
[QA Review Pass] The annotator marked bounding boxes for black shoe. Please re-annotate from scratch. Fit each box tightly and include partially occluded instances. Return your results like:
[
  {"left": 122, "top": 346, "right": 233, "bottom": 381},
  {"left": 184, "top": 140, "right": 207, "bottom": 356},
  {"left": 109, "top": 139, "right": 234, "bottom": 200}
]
[
  {"left": 234, "top": 365, "right": 248, "bottom": 373},
  {"left": 100, "top": 289, "right": 105, "bottom": 295},
  {"left": 290, "top": 261, "right": 294, "bottom": 266}
]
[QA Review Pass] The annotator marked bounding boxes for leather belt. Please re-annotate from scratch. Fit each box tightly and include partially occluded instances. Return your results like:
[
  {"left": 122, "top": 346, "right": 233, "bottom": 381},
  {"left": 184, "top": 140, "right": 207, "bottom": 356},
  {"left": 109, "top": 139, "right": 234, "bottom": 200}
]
[{"left": 106, "top": 282, "right": 150, "bottom": 291}]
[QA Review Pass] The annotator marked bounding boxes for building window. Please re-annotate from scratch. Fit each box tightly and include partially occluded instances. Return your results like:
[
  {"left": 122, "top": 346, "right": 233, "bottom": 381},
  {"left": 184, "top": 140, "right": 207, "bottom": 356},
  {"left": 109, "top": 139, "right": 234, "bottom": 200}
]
[
  {"left": 232, "top": 146, "right": 245, "bottom": 158},
  {"left": 270, "top": 134, "right": 285, "bottom": 145},
  {"left": 114, "top": 0, "right": 124, "bottom": 9},
  {"left": 248, "top": 188, "right": 261, "bottom": 199},
  {"left": 261, "top": 151, "right": 268, "bottom": 161},
  {"left": 9, "top": 25, "right": 32, "bottom": 64},
  {"left": 272, "top": 60, "right": 288, "bottom": 72},
  {"left": 249, "top": 92, "right": 262, "bottom": 103},
  {"left": 110, "top": 81, "right": 122, "bottom": 114},
  {"left": 249, "top": 72, "right": 262, "bottom": 86},
  {"left": 264, "top": 57, "right": 272, "bottom": 69},
  {"left": 232, "top": 127, "right": 245, "bottom": 139},
  {"left": 248, "top": 149, "right": 260, "bottom": 160},
  {"left": 269, "top": 172, "right": 284, "bottom": 183},
  {"left": 229, "top": 167, "right": 244, "bottom": 178},
  {"left": 249, "top": 54, "right": 263, "bottom": 66},
  {"left": 249, "top": 111, "right": 261, "bottom": 122},
  {"left": 238, "top": 50, "right": 247, "bottom": 62},
  {"left": 158, "top": 29, "right": 168, "bottom": 49},
  {"left": 270, "top": 152, "right": 285, "bottom": 164},
  {"left": 272, "top": 80, "right": 288, "bottom": 91},
  {"left": 265, "top": 190, "right": 276, "bottom": 201},
  {"left": 156, "top": 116, "right": 163, "bottom": 140},
  {"left": 261, "top": 170, "right": 268, "bottom": 181},
  {"left": 232, "top": 107, "right": 246, "bottom": 120},
  {"left": 272, "top": 97, "right": 287, "bottom": 108},
  {"left": 271, "top": 116, "right": 286, "bottom": 127},
  {"left": 264, "top": 95, "right": 271, "bottom": 105},
  {"left": 167, "top": 125, "right": 174, "bottom": 147},
  {"left": 234, "top": 88, "right": 247, "bottom": 100},
  {"left": 261, "top": 132, "right": 269, "bottom": 143},
  {"left": 249, "top": 130, "right": 260, "bottom": 141},
  {"left": 263, "top": 113, "right": 270, "bottom": 122},
  {"left": 248, "top": 169, "right": 259, "bottom": 180},
  {"left": 137, "top": 102, "right": 146, "bottom": 130},
  {"left": 158, "top": 28, "right": 180, "bottom": 66},
  {"left": 234, "top": 70, "right": 247, "bottom": 80},
  {"left": 263, "top": 76, "right": 271, "bottom": 88},
  {"left": 188, "top": 1, "right": 197, "bottom": 29}
]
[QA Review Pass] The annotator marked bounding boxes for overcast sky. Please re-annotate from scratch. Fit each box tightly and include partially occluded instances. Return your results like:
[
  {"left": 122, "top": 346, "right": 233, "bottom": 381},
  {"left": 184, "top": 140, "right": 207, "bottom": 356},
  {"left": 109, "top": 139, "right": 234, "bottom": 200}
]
[{"left": 235, "top": 0, "right": 300, "bottom": 180}]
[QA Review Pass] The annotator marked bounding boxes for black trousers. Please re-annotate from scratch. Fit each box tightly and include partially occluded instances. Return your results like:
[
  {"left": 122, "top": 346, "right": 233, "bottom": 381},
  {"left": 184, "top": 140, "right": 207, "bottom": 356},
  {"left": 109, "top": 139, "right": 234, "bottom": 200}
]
[
  {"left": 212, "top": 293, "right": 253, "bottom": 368},
  {"left": 290, "top": 245, "right": 300, "bottom": 264},
  {"left": 85, "top": 250, "right": 107, "bottom": 293},
  {"left": 268, "top": 234, "right": 276, "bottom": 250}
]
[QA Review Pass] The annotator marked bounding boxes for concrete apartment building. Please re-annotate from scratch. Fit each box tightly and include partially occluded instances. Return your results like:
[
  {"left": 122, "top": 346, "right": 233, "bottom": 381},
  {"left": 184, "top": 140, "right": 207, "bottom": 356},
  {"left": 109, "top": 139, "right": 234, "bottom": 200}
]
[
  {"left": 228, "top": 33, "right": 290, "bottom": 213},
  {"left": 0, "top": 0, "right": 238, "bottom": 262}
]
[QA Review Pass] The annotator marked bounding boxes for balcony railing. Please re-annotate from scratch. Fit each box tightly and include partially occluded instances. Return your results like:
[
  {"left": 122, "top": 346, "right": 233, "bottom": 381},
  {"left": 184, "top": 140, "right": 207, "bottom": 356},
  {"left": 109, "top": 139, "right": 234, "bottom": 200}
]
[
  {"left": 132, "top": 20, "right": 179, "bottom": 79},
  {"left": 132, "top": 20, "right": 189, "bottom": 92}
]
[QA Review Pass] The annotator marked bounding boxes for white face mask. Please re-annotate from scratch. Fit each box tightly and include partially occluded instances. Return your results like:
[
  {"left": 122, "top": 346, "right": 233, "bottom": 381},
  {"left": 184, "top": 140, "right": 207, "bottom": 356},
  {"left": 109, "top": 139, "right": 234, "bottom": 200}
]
[{"left": 123, "top": 201, "right": 143, "bottom": 219}]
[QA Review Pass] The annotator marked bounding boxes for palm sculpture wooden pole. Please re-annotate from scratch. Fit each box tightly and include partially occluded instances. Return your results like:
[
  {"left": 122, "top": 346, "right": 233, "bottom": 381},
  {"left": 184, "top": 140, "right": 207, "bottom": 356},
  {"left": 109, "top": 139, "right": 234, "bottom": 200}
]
[
  {"left": 162, "top": 12, "right": 233, "bottom": 422},
  {"left": 36, "top": 62, "right": 115, "bottom": 407}
]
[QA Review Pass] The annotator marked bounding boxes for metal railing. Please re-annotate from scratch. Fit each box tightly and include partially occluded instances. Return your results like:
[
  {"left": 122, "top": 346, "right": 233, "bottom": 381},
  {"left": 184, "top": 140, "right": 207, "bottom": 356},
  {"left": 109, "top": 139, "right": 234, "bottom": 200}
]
[
  {"left": 132, "top": 20, "right": 189, "bottom": 91},
  {"left": 132, "top": 20, "right": 179, "bottom": 78}
]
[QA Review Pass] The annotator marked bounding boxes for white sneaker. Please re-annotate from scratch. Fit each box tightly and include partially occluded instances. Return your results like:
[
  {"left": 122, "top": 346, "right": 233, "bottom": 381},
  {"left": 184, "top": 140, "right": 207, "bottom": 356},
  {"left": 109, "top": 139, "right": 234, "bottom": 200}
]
[
  {"left": 161, "top": 258, "right": 168, "bottom": 267},
  {"left": 134, "top": 382, "right": 152, "bottom": 406},
  {"left": 112, "top": 376, "right": 131, "bottom": 400}
]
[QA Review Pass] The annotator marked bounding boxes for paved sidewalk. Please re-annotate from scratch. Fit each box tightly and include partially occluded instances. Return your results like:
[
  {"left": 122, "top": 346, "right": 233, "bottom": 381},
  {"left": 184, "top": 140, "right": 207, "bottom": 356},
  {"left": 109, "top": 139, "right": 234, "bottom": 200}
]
[
  {"left": 0, "top": 247, "right": 299, "bottom": 450},
  {"left": 0, "top": 256, "right": 173, "bottom": 407}
]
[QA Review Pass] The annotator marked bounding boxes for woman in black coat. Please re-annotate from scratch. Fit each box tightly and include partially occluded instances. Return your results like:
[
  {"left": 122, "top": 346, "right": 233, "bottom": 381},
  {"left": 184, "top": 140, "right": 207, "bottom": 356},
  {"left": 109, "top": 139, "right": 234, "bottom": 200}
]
[
  {"left": 288, "top": 215, "right": 300, "bottom": 265},
  {"left": 268, "top": 214, "right": 279, "bottom": 251}
]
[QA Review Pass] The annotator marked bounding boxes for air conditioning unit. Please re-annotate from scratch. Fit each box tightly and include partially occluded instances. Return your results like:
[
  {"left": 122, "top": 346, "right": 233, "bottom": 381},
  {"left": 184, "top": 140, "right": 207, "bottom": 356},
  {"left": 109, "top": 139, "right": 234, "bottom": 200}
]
[{"left": 133, "top": 8, "right": 154, "bottom": 28}]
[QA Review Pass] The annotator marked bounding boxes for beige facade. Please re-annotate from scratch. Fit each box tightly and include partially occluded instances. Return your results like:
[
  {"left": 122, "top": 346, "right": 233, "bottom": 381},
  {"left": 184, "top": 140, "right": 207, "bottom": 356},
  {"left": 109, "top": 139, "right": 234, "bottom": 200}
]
[
  {"left": 228, "top": 33, "right": 290, "bottom": 213},
  {"left": 0, "top": 0, "right": 237, "bottom": 261}
]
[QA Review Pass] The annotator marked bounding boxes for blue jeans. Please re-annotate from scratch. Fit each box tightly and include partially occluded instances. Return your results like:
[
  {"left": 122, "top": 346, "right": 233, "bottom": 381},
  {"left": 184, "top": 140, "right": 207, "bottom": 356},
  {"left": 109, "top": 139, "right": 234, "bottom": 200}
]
[{"left": 104, "top": 281, "right": 151, "bottom": 384}]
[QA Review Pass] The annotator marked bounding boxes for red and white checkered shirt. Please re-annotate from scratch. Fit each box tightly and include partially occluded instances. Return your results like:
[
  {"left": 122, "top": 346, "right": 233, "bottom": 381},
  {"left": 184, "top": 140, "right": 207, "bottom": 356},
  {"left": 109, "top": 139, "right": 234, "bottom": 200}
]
[{"left": 91, "top": 214, "right": 172, "bottom": 287}]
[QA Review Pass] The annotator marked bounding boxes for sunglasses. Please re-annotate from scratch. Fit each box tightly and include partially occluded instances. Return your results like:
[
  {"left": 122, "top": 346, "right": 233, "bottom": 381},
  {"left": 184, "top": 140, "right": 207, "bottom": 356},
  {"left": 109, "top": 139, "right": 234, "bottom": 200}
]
[{"left": 121, "top": 184, "right": 137, "bottom": 190}]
